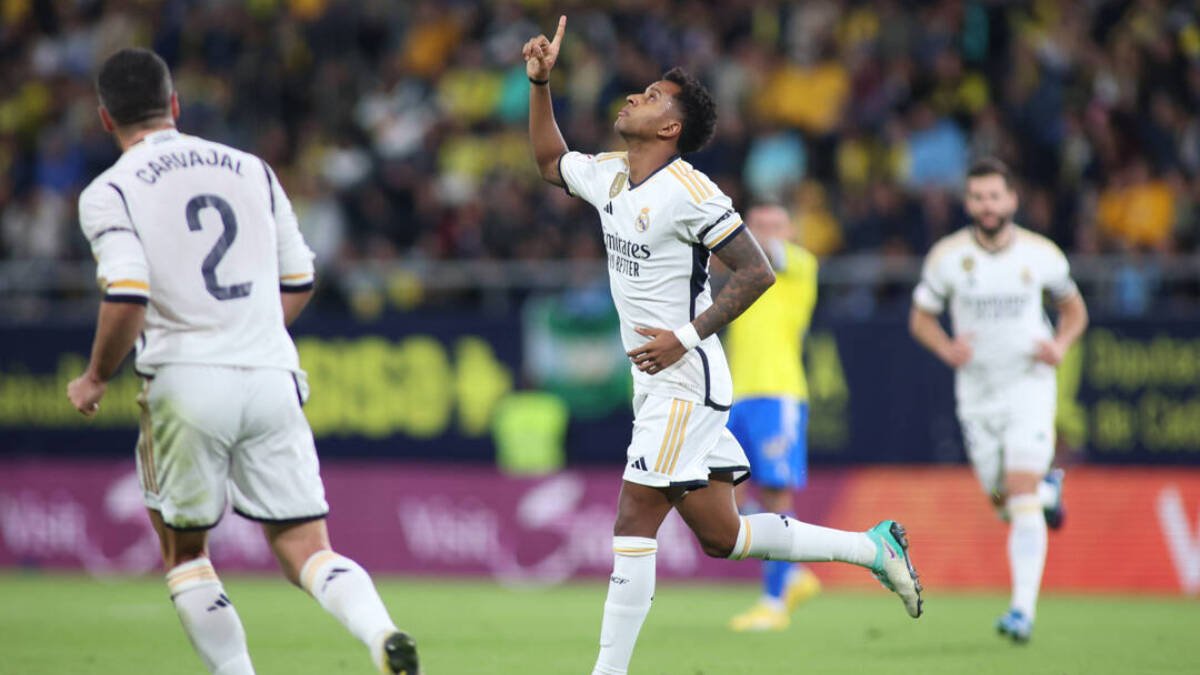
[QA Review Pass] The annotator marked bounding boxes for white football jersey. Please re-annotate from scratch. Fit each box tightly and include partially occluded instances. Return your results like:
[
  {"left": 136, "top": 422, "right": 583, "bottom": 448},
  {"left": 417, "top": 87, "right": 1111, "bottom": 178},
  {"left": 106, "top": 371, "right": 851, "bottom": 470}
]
[
  {"left": 913, "top": 226, "right": 1078, "bottom": 401},
  {"left": 558, "top": 151, "right": 744, "bottom": 409},
  {"left": 79, "top": 128, "right": 314, "bottom": 376}
]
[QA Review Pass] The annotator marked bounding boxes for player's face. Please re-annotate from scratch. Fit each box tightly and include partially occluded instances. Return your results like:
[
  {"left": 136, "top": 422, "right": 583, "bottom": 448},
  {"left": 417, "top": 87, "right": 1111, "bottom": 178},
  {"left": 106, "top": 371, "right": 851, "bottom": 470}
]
[
  {"left": 746, "top": 205, "right": 790, "bottom": 242},
  {"left": 615, "top": 80, "right": 682, "bottom": 143},
  {"left": 965, "top": 174, "right": 1017, "bottom": 233}
]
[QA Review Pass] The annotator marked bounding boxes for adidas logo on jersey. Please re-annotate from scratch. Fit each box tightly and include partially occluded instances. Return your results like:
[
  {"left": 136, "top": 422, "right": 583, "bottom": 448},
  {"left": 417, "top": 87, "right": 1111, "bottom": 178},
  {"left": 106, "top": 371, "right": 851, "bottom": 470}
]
[{"left": 629, "top": 457, "right": 648, "bottom": 471}]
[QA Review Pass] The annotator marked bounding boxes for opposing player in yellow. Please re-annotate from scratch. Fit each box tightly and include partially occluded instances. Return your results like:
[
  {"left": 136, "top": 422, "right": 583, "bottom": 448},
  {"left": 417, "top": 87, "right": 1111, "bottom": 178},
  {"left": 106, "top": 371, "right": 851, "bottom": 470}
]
[
  {"left": 525, "top": 17, "right": 922, "bottom": 675},
  {"left": 725, "top": 204, "right": 821, "bottom": 631},
  {"left": 66, "top": 48, "right": 417, "bottom": 674}
]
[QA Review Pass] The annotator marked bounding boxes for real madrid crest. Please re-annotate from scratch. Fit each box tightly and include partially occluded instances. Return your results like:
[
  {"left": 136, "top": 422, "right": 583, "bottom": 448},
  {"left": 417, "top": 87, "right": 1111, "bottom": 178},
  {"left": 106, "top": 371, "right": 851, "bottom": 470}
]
[
  {"left": 961, "top": 256, "right": 975, "bottom": 273},
  {"left": 1021, "top": 266, "right": 1032, "bottom": 285},
  {"left": 635, "top": 207, "right": 650, "bottom": 232},
  {"left": 610, "top": 172, "right": 627, "bottom": 199}
]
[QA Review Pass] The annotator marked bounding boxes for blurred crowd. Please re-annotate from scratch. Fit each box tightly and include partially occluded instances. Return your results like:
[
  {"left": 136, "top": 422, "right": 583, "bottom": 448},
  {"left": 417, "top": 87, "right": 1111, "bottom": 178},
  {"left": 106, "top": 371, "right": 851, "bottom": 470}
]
[{"left": 2, "top": 0, "right": 1199, "bottom": 314}]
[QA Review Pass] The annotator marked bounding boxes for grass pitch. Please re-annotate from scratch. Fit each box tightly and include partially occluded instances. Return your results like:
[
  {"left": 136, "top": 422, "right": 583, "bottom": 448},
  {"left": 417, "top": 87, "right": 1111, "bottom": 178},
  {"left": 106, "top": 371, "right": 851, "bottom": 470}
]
[{"left": 1, "top": 572, "right": 1196, "bottom": 674}]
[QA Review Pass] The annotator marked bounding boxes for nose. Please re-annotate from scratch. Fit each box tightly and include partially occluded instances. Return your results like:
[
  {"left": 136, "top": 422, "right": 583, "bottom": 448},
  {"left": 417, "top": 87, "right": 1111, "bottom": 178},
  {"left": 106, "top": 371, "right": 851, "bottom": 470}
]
[{"left": 626, "top": 94, "right": 638, "bottom": 106}]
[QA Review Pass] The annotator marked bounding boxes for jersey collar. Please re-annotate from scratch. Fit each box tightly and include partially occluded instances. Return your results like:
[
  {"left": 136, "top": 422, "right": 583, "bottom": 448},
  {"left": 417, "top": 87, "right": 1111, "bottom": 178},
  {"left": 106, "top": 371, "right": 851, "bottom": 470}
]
[
  {"left": 127, "top": 128, "right": 181, "bottom": 151},
  {"left": 628, "top": 154, "right": 681, "bottom": 190},
  {"left": 970, "top": 223, "right": 1017, "bottom": 255}
]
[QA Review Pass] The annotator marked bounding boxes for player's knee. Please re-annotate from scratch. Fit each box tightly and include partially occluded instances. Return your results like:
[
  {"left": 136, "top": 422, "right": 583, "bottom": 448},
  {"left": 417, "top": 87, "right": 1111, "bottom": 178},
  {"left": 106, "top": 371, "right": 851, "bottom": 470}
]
[
  {"left": 612, "top": 511, "right": 656, "bottom": 538},
  {"left": 696, "top": 530, "right": 737, "bottom": 558},
  {"left": 1004, "top": 471, "right": 1040, "bottom": 497}
]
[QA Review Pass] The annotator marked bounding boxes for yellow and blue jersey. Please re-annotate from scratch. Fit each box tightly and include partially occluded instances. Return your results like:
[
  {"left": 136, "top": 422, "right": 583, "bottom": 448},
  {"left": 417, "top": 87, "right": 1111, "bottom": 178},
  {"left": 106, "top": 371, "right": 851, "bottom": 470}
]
[{"left": 726, "top": 242, "right": 818, "bottom": 401}]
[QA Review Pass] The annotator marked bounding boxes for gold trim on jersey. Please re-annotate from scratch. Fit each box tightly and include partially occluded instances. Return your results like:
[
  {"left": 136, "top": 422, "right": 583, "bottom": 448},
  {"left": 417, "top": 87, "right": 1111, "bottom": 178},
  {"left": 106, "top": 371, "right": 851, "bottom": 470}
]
[
  {"left": 108, "top": 279, "right": 150, "bottom": 292},
  {"left": 706, "top": 219, "right": 744, "bottom": 249},
  {"left": 596, "top": 151, "right": 628, "bottom": 163},
  {"left": 280, "top": 272, "right": 314, "bottom": 282},
  {"left": 666, "top": 163, "right": 714, "bottom": 203}
]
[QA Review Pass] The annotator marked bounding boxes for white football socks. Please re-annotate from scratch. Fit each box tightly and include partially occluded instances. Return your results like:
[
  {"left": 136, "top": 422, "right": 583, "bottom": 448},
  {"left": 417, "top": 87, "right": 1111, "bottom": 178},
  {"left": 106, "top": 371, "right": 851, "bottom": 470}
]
[
  {"left": 728, "top": 514, "right": 877, "bottom": 567},
  {"left": 592, "top": 537, "right": 657, "bottom": 675},
  {"left": 166, "top": 558, "right": 255, "bottom": 675},
  {"left": 1007, "top": 494, "right": 1048, "bottom": 618},
  {"left": 300, "top": 550, "right": 398, "bottom": 650}
]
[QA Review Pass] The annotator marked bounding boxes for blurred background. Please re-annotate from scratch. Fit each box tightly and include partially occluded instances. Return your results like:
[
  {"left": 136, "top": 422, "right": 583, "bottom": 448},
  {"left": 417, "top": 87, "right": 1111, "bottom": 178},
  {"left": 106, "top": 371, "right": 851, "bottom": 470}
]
[{"left": 2, "top": 0, "right": 1199, "bottom": 597}]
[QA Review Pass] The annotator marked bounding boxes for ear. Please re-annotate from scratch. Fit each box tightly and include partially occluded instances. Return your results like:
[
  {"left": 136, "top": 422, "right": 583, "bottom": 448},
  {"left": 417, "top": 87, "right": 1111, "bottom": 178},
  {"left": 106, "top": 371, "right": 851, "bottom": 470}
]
[
  {"left": 657, "top": 117, "right": 682, "bottom": 144},
  {"left": 98, "top": 106, "right": 115, "bottom": 134},
  {"left": 170, "top": 91, "right": 181, "bottom": 120}
]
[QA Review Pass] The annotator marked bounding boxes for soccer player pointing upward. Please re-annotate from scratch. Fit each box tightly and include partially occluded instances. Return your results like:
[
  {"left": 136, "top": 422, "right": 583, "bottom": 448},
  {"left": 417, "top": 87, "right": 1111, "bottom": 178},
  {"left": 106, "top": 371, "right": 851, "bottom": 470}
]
[{"left": 525, "top": 18, "right": 922, "bottom": 674}]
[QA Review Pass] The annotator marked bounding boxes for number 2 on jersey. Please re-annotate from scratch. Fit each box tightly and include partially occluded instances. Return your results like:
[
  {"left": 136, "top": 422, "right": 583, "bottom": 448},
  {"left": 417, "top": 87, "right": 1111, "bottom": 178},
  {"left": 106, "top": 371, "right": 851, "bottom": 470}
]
[{"left": 185, "top": 194, "right": 252, "bottom": 301}]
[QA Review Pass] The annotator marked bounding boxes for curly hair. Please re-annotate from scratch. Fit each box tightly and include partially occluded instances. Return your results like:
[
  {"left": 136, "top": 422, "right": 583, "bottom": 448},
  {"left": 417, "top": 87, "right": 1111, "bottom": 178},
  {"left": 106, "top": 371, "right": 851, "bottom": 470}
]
[{"left": 662, "top": 67, "right": 717, "bottom": 155}]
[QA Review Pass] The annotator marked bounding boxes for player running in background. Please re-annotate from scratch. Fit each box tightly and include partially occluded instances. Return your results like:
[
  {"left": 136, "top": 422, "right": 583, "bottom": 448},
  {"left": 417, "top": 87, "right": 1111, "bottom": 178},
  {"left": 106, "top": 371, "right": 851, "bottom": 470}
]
[
  {"left": 910, "top": 158, "right": 1086, "bottom": 643},
  {"left": 66, "top": 48, "right": 418, "bottom": 675},
  {"left": 724, "top": 204, "right": 821, "bottom": 632},
  {"left": 524, "top": 17, "right": 922, "bottom": 675}
]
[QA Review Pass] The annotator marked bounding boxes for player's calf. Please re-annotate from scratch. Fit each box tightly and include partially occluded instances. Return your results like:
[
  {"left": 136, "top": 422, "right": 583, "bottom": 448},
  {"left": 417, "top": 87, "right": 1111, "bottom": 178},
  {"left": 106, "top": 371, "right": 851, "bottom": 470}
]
[
  {"left": 166, "top": 557, "right": 255, "bottom": 674},
  {"left": 298, "top": 549, "right": 415, "bottom": 669}
]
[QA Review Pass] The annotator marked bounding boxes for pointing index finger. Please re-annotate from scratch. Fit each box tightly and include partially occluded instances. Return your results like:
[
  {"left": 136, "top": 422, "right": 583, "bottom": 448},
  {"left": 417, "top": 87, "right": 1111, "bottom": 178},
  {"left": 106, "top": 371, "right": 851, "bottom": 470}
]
[{"left": 550, "top": 15, "right": 566, "bottom": 49}]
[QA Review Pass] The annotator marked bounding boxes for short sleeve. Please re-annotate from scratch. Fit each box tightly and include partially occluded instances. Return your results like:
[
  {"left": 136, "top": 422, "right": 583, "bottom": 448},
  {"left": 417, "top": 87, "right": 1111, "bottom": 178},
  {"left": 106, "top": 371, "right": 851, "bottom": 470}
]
[
  {"left": 1043, "top": 245, "right": 1078, "bottom": 301},
  {"left": 557, "top": 151, "right": 609, "bottom": 206},
  {"left": 79, "top": 182, "right": 150, "bottom": 304},
  {"left": 913, "top": 253, "right": 948, "bottom": 313},
  {"left": 263, "top": 161, "right": 315, "bottom": 293},
  {"left": 686, "top": 192, "right": 745, "bottom": 252}
]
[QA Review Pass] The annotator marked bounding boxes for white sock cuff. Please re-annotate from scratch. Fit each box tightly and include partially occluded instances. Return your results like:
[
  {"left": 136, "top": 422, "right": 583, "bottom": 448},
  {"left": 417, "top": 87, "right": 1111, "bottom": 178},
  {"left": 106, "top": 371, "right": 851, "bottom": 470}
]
[
  {"left": 166, "top": 557, "right": 220, "bottom": 596},
  {"left": 1007, "top": 494, "right": 1042, "bottom": 516},
  {"left": 728, "top": 516, "right": 751, "bottom": 560},
  {"left": 612, "top": 536, "right": 657, "bottom": 558},
  {"left": 300, "top": 549, "right": 357, "bottom": 595}
]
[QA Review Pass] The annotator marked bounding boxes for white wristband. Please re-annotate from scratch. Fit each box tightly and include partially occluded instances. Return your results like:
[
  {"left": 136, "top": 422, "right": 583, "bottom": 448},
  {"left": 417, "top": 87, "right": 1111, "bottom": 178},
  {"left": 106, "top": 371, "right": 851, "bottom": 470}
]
[{"left": 673, "top": 323, "right": 702, "bottom": 351}]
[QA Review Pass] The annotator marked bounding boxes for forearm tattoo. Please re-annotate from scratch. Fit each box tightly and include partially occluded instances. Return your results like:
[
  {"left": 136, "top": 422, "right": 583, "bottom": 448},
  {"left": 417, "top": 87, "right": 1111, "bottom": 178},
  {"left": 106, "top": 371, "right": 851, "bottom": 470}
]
[{"left": 692, "top": 230, "right": 775, "bottom": 340}]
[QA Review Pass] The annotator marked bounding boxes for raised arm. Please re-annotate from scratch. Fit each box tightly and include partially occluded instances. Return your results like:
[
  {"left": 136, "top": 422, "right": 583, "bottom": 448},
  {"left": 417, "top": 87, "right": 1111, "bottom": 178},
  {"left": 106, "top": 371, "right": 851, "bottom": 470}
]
[{"left": 525, "top": 16, "right": 569, "bottom": 185}]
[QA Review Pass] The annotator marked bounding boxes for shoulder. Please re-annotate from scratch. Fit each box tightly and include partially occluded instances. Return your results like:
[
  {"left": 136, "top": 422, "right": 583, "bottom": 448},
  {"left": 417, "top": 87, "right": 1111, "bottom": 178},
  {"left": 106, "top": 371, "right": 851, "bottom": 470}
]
[
  {"left": 594, "top": 151, "right": 628, "bottom": 165},
  {"left": 79, "top": 173, "right": 124, "bottom": 213},
  {"left": 78, "top": 173, "right": 135, "bottom": 237},
  {"left": 664, "top": 158, "right": 723, "bottom": 206},
  {"left": 198, "top": 135, "right": 262, "bottom": 166},
  {"left": 923, "top": 227, "right": 973, "bottom": 269},
  {"left": 1014, "top": 226, "right": 1067, "bottom": 262},
  {"left": 562, "top": 149, "right": 626, "bottom": 185}
]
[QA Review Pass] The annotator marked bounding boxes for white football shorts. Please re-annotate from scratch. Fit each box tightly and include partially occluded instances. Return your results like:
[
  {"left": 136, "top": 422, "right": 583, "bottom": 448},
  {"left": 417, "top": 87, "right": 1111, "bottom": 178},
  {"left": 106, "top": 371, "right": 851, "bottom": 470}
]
[
  {"left": 623, "top": 393, "right": 750, "bottom": 489},
  {"left": 958, "top": 375, "right": 1057, "bottom": 495},
  {"left": 135, "top": 364, "right": 328, "bottom": 529}
]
